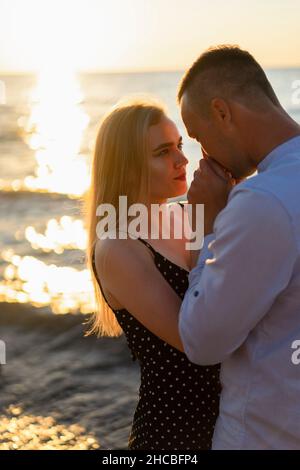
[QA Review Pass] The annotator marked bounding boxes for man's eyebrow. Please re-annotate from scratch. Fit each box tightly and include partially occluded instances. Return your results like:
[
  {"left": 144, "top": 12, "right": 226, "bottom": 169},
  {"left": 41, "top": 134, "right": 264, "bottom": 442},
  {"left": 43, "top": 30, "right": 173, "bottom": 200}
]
[{"left": 153, "top": 136, "right": 182, "bottom": 152}]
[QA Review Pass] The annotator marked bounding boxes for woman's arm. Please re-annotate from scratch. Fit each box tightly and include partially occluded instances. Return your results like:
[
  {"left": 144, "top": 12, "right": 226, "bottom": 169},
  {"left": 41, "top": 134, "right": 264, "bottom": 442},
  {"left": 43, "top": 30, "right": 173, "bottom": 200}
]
[{"left": 95, "top": 238, "right": 184, "bottom": 352}]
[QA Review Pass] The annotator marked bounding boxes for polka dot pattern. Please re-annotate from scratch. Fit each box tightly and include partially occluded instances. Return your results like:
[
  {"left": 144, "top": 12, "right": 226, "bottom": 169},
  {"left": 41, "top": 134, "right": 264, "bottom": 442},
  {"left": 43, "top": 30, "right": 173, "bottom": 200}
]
[{"left": 92, "top": 235, "right": 221, "bottom": 450}]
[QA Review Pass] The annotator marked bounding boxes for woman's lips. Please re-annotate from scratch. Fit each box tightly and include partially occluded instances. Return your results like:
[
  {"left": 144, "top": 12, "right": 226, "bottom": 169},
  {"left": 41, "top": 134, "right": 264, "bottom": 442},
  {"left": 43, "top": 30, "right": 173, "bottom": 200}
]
[{"left": 174, "top": 173, "right": 186, "bottom": 181}]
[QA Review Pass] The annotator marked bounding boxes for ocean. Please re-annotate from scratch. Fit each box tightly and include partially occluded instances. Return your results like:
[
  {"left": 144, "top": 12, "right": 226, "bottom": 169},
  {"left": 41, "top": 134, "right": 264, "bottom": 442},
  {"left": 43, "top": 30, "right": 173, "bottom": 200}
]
[{"left": 0, "top": 69, "right": 299, "bottom": 449}]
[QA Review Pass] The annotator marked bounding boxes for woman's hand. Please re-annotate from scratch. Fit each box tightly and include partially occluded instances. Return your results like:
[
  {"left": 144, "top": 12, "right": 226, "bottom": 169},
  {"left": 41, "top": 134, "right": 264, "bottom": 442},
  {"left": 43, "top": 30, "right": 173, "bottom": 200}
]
[{"left": 188, "top": 157, "right": 235, "bottom": 235}]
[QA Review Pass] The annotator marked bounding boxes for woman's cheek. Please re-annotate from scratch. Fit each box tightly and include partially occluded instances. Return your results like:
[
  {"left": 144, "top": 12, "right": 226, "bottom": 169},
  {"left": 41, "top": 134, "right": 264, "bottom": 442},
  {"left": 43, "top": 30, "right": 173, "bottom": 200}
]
[{"left": 152, "top": 159, "right": 165, "bottom": 178}]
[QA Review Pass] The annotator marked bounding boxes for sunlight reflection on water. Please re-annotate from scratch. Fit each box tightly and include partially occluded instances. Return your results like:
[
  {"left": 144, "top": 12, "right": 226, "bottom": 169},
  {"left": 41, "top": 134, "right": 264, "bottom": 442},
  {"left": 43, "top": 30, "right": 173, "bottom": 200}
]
[
  {"left": 0, "top": 249, "right": 95, "bottom": 314},
  {"left": 0, "top": 405, "right": 100, "bottom": 450},
  {"left": 21, "top": 68, "right": 90, "bottom": 197}
]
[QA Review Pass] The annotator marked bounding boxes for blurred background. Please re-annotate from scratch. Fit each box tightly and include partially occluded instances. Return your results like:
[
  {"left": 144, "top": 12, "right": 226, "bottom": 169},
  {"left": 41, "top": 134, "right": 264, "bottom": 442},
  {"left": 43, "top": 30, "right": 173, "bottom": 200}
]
[{"left": 0, "top": 0, "right": 300, "bottom": 450}]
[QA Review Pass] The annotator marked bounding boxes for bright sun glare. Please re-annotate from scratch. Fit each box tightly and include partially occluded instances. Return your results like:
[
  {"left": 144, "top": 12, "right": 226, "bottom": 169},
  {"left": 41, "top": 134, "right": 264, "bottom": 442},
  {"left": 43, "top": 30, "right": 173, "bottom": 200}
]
[
  {"left": 24, "top": 66, "right": 90, "bottom": 196},
  {"left": 0, "top": 64, "right": 96, "bottom": 313}
]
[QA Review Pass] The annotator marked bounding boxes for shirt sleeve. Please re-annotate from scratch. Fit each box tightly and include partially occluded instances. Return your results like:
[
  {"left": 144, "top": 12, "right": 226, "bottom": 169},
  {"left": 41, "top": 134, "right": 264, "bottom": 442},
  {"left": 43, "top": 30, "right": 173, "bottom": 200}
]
[
  {"left": 188, "top": 233, "right": 215, "bottom": 287},
  {"left": 178, "top": 187, "right": 296, "bottom": 365}
]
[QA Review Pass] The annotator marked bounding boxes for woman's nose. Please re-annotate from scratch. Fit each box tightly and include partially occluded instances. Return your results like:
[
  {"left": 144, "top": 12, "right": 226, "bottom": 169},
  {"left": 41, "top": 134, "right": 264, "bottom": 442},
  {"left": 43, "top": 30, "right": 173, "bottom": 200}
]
[{"left": 174, "top": 150, "right": 188, "bottom": 167}]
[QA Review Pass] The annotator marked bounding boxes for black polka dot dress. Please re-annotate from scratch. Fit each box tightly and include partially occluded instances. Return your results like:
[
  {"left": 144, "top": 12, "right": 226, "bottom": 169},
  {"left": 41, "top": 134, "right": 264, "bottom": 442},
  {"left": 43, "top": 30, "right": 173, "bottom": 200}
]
[{"left": 92, "top": 238, "right": 221, "bottom": 450}]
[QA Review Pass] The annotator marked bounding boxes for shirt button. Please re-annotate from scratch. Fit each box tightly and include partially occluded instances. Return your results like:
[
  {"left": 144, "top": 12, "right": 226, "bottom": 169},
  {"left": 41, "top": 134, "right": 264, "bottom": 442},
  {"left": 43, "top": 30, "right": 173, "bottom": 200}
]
[{"left": 194, "top": 290, "right": 199, "bottom": 297}]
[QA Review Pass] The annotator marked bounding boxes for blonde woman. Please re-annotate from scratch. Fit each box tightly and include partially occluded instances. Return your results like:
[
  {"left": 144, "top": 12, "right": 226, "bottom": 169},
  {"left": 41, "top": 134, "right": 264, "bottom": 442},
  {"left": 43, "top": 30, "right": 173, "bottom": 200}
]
[{"left": 86, "top": 98, "right": 221, "bottom": 450}]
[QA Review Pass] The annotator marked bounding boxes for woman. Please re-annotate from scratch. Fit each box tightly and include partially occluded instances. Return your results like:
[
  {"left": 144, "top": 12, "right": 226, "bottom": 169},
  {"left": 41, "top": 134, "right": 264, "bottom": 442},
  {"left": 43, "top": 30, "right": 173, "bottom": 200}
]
[{"left": 85, "top": 97, "right": 221, "bottom": 450}]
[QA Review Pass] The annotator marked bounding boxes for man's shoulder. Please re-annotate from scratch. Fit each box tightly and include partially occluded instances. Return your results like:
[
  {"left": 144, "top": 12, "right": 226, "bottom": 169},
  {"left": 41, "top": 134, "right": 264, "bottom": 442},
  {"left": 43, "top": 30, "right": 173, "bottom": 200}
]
[
  {"left": 223, "top": 179, "right": 290, "bottom": 230},
  {"left": 221, "top": 176, "right": 299, "bottom": 251},
  {"left": 228, "top": 175, "right": 276, "bottom": 207},
  {"left": 229, "top": 167, "right": 300, "bottom": 226},
  {"left": 229, "top": 171, "right": 279, "bottom": 196}
]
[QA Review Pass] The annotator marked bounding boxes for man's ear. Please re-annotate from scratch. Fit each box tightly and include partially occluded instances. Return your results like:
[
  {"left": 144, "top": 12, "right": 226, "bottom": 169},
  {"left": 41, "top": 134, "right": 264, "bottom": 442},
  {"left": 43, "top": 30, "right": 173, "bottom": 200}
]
[{"left": 210, "top": 98, "right": 232, "bottom": 127}]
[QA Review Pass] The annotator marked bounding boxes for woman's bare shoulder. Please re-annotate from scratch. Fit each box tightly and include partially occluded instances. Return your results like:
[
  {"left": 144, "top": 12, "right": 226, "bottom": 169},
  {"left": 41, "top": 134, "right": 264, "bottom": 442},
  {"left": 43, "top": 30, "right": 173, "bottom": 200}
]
[{"left": 94, "top": 236, "right": 153, "bottom": 271}]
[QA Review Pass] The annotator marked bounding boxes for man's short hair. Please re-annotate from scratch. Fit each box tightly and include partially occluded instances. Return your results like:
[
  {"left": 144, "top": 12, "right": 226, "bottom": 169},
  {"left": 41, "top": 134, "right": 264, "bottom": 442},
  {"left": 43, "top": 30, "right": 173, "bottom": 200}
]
[{"left": 178, "top": 45, "right": 280, "bottom": 115}]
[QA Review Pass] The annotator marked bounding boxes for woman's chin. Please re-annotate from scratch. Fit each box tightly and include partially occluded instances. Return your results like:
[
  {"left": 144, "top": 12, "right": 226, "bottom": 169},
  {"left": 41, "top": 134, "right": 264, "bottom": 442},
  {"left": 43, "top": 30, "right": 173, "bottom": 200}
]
[
  {"left": 151, "top": 182, "right": 187, "bottom": 202},
  {"left": 172, "top": 181, "right": 187, "bottom": 197}
]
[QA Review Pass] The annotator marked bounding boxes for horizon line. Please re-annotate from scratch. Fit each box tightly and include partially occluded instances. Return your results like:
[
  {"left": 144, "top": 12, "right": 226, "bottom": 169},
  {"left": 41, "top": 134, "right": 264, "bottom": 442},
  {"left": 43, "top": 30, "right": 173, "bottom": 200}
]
[{"left": 1, "top": 64, "right": 300, "bottom": 76}]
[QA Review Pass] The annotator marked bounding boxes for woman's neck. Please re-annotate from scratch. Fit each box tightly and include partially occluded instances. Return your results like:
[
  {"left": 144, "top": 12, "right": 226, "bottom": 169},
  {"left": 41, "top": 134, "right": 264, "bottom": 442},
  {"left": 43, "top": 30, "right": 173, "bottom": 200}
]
[{"left": 146, "top": 200, "right": 169, "bottom": 239}]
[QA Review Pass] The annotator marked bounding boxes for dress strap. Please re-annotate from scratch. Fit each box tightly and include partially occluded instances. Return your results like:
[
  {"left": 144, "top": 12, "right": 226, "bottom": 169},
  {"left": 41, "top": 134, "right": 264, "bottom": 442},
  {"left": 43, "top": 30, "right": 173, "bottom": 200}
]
[
  {"left": 137, "top": 202, "right": 185, "bottom": 255},
  {"left": 137, "top": 238, "right": 157, "bottom": 256}
]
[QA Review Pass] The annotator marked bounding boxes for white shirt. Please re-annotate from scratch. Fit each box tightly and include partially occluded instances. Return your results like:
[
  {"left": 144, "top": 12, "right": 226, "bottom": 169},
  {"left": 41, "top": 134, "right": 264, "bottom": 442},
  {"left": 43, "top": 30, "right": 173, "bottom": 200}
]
[{"left": 179, "top": 135, "right": 300, "bottom": 449}]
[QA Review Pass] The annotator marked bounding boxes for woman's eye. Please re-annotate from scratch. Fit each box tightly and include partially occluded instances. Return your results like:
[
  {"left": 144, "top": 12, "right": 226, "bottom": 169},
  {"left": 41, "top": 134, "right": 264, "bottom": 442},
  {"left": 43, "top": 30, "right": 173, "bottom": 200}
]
[
  {"left": 157, "top": 149, "right": 169, "bottom": 156},
  {"left": 155, "top": 143, "right": 183, "bottom": 157}
]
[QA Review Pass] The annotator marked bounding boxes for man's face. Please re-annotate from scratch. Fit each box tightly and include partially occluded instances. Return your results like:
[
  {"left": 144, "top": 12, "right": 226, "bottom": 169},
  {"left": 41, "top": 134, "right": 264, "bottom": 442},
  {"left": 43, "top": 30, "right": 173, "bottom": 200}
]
[{"left": 180, "top": 92, "right": 250, "bottom": 179}]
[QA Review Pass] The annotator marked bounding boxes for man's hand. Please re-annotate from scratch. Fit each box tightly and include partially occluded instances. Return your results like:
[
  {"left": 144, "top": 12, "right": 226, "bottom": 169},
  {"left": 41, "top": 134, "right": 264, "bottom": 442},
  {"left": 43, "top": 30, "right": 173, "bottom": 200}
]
[{"left": 188, "top": 157, "right": 236, "bottom": 235}]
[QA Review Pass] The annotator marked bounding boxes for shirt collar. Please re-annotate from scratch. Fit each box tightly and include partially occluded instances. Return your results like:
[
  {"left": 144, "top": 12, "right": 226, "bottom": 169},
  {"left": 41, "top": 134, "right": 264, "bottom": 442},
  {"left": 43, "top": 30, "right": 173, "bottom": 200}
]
[{"left": 257, "top": 135, "right": 300, "bottom": 173}]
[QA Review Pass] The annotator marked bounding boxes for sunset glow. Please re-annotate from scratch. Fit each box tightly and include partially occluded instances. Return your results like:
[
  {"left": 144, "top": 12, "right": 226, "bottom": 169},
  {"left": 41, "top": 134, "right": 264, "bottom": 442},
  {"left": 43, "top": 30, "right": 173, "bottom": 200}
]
[{"left": 1, "top": 0, "right": 300, "bottom": 73}]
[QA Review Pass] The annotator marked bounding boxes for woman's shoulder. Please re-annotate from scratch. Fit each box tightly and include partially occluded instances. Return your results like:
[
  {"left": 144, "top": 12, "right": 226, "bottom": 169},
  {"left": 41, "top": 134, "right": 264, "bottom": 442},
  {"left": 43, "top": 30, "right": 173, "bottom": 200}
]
[{"left": 94, "top": 236, "right": 153, "bottom": 271}]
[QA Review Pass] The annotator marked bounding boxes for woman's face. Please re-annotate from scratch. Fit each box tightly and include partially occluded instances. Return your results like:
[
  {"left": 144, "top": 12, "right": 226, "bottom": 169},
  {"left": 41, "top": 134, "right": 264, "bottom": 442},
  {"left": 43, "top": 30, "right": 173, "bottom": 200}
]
[{"left": 148, "top": 116, "right": 188, "bottom": 203}]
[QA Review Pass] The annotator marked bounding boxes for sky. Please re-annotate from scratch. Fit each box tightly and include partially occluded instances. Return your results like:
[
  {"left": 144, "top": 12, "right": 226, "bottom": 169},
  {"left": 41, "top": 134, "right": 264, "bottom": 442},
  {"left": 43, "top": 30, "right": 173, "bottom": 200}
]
[{"left": 0, "top": 0, "right": 300, "bottom": 73}]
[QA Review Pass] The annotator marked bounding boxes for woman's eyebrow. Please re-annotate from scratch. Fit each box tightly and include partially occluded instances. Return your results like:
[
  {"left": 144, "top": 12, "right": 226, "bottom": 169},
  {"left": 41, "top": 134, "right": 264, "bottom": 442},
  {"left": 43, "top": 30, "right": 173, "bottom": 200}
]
[{"left": 153, "top": 136, "right": 182, "bottom": 152}]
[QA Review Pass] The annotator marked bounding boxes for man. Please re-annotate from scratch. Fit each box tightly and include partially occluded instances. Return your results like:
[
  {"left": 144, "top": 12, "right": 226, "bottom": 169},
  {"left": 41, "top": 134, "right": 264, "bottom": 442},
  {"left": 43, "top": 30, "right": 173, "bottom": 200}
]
[{"left": 178, "top": 45, "right": 300, "bottom": 449}]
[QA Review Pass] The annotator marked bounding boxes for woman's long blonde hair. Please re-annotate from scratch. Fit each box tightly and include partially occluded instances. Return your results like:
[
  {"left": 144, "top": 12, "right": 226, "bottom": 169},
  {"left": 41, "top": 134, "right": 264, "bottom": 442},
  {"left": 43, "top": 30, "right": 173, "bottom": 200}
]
[{"left": 85, "top": 97, "right": 166, "bottom": 337}]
